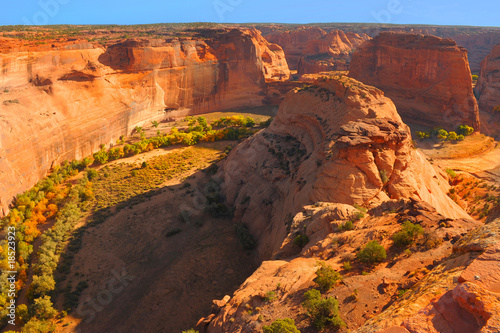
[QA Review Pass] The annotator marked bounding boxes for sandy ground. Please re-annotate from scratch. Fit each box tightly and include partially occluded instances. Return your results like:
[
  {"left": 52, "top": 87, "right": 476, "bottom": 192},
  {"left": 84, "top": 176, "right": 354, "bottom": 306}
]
[{"left": 433, "top": 143, "right": 500, "bottom": 182}]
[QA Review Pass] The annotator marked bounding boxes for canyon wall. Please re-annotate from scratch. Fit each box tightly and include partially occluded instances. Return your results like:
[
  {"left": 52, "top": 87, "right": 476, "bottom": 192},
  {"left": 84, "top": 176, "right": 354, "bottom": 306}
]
[
  {"left": 265, "top": 27, "right": 370, "bottom": 74},
  {"left": 475, "top": 42, "right": 500, "bottom": 113},
  {"left": 349, "top": 32, "right": 480, "bottom": 130},
  {"left": 260, "top": 25, "right": 500, "bottom": 73},
  {"left": 216, "top": 74, "right": 469, "bottom": 259},
  {"left": 0, "top": 28, "right": 290, "bottom": 215}
]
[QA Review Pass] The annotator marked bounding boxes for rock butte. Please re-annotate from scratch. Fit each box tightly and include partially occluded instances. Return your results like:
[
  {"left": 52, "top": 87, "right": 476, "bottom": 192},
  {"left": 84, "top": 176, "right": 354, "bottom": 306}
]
[
  {"left": 349, "top": 32, "right": 480, "bottom": 131},
  {"left": 0, "top": 28, "right": 290, "bottom": 216},
  {"left": 475, "top": 42, "right": 500, "bottom": 113},
  {"left": 263, "top": 25, "right": 500, "bottom": 74},
  {"left": 217, "top": 74, "right": 469, "bottom": 259}
]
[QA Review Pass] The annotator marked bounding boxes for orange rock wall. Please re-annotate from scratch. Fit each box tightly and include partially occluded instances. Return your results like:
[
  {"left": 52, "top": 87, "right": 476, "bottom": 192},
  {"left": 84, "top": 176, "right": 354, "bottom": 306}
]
[
  {"left": 349, "top": 32, "right": 480, "bottom": 130},
  {"left": 475, "top": 43, "right": 500, "bottom": 113},
  {"left": 0, "top": 28, "right": 290, "bottom": 215}
]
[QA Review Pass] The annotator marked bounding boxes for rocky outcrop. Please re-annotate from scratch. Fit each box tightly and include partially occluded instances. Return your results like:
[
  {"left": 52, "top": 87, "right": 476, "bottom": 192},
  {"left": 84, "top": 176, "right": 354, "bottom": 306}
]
[
  {"left": 356, "top": 219, "right": 500, "bottom": 333},
  {"left": 197, "top": 200, "right": 480, "bottom": 333},
  {"left": 0, "top": 28, "right": 290, "bottom": 216},
  {"left": 217, "top": 74, "right": 469, "bottom": 259},
  {"left": 475, "top": 43, "right": 500, "bottom": 113},
  {"left": 265, "top": 27, "right": 370, "bottom": 73},
  {"left": 349, "top": 32, "right": 480, "bottom": 131}
]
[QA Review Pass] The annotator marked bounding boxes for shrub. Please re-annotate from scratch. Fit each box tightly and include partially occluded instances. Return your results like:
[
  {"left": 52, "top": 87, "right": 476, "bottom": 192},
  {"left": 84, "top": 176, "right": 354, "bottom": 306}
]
[
  {"left": 21, "top": 318, "right": 56, "bottom": 333},
  {"left": 416, "top": 131, "right": 430, "bottom": 140},
  {"left": 293, "top": 234, "right": 309, "bottom": 248},
  {"left": 342, "top": 261, "right": 352, "bottom": 271},
  {"left": 263, "top": 318, "right": 300, "bottom": 333},
  {"left": 235, "top": 224, "right": 256, "bottom": 250},
  {"left": 86, "top": 169, "right": 98, "bottom": 181},
  {"left": 93, "top": 149, "right": 109, "bottom": 165},
  {"left": 437, "top": 129, "right": 448, "bottom": 141},
  {"left": 151, "top": 120, "right": 159, "bottom": 128},
  {"left": 29, "top": 296, "right": 57, "bottom": 320},
  {"left": 379, "top": 170, "right": 389, "bottom": 184},
  {"left": 197, "top": 116, "right": 208, "bottom": 128},
  {"left": 264, "top": 291, "right": 277, "bottom": 302},
  {"left": 338, "top": 220, "right": 354, "bottom": 231},
  {"left": 314, "top": 262, "right": 342, "bottom": 292},
  {"left": 392, "top": 221, "right": 424, "bottom": 247},
  {"left": 302, "top": 289, "right": 345, "bottom": 331},
  {"left": 182, "top": 329, "right": 198, "bottom": 333},
  {"left": 445, "top": 168, "right": 457, "bottom": 179},
  {"left": 29, "top": 275, "right": 56, "bottom": 299},
  {"left": 494, "top": 105, "right": 500, "bottom": 113},
  {"left": 457, "top": 125, "right": 474, "bottom": 136},
  {"left": 357, "top": 240, "right": 386, "bottom": 264},
  {"left": 447, "top": 131, "right": 458, "bottom": 141}
]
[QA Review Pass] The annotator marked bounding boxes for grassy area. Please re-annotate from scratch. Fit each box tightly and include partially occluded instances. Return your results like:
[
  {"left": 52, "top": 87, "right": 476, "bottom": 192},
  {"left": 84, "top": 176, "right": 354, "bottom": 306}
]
[{"left": 92, "top": 144, "right": 226, "bottom": 211}]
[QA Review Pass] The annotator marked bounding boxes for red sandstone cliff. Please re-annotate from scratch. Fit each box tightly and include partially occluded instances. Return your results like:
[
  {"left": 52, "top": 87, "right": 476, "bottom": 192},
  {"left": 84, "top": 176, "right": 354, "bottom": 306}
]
[
  {"left": 216, "top": 74, "right": 469, "bottom": 259},
  {"left": 349, "top": 32, "right": 480, "bottom": 131},
  {"left": 0, "top": 28, "right": 290, "bottom": 215},
  {"left": 265, "top": 27, "right": 370, "bottom": 73},
  {"left": 475, "top": 43, "right": 500, "bottom": 113}
]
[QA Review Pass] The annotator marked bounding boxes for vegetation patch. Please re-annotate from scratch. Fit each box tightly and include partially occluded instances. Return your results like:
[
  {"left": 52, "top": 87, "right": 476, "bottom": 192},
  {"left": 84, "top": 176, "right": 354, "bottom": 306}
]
[{"left": 302, "top": 289, "right": 345, "bottom": 331}]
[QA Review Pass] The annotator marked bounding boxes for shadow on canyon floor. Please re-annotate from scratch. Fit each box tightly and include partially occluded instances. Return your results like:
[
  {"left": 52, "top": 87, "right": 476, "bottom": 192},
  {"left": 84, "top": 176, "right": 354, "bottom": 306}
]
[{"left": 55, "top": 165, "right": 260, "bottom": 333}]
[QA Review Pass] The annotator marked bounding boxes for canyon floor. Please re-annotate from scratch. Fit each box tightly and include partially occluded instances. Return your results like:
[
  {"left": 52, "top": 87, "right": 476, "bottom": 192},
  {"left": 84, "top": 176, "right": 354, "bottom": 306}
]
[{"left": 54, "top": 141, "right": 259, "bottom": 333}]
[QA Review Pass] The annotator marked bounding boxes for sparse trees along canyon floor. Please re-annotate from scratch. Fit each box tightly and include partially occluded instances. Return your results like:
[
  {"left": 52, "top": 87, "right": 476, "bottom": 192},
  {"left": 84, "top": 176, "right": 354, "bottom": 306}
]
[{"left": 0, "top": 23, "right": 500, "bottom": 333}]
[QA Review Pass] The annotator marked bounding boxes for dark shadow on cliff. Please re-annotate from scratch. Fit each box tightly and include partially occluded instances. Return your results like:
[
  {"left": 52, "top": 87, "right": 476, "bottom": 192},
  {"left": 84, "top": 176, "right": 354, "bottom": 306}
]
[{"left": 54, "top": 163, "right": 260, "bottom": 333}]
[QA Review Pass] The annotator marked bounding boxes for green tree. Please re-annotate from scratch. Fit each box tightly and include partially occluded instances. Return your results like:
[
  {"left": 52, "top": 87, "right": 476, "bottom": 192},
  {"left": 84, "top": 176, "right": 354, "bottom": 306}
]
[
  {"left": 302, "top": 289, "right": 345, "bottom": 331},
  {"left": 392, "top": 221, "right": 424, "bottom": 247},
  {"left": 314, "top": 262, "right": 342, "bottom": 292},
  {"left": 29, "top": 296, "right": 57, "bottom": 320},
  {"left": 357, "top": 240, "right": 386, "bottom": 264},
  {"left": 457, "top": 125, "right": 474, "bottom": 136},
  {"left": 197, "top": 116, "right": 208, "bottom": 129},
  {"left": 29, "top": 275, "right": 56, "bottom": 299},
  {"left": 447, "top": 131, "right": 458, "bottom": 141},
  {"left": 437, "top": 129, "right": 448, "bottom": 141},
  {"left": 263, "top": 318, "right": 300, "bottom": 333},
  {"left": 151, "top": 120, "right": 159, "bottom": 128}
]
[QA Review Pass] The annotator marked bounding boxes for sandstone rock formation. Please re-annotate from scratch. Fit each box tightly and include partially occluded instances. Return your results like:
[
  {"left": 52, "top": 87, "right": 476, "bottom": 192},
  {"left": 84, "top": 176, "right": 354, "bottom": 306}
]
[
  {"left": 265, "top": 27, "right": 370, "bottom": 73},
  {"left": 297, "top": 30, "right": 371, "bottom": 75},
  {"left": 217, "top": 74, "right": 469, "bottom": 259},
  {"left": 475, "top": 42, "right": 500, "bottom": 113},
  {"left": 261, "top": 25, "right": 500, "bottom": 73},
  {"left": 0, "top": 28, "right": 290, "bottom": 216},
  {"left": 356, "top": 219, "right": 500, "bottom": 333},
  {"left": 197, "top": 199, "right": 481, "bottom": 333},
  {"left": 349, "top": 32, "right": 480, "bottom": 131}
]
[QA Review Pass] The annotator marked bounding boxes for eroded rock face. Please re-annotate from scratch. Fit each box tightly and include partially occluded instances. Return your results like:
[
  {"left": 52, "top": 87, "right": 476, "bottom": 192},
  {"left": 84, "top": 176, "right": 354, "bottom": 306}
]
[
  {"left": 349, "top": 32, "right": 480, "bottom": 130},
  {"left": 297, "top": 30, "right": 371, "bottom": 75},
  {"left": 357, "top": 220, "right": 500, "bottom": 333},
  {"left": 265, "top": 27, "right": 370, "bottom": 73},
  {"left": 217, "top": 74, "right": 469, "bottom": 258},
  {"left": 475, "top": 43, "right": 500, "bottom": 113},
  {"left": 0, "top": 28, "right": 290, "bottom": 215},
  {"left": 197, "top": 200, "right": 479, "bottom": 333}
]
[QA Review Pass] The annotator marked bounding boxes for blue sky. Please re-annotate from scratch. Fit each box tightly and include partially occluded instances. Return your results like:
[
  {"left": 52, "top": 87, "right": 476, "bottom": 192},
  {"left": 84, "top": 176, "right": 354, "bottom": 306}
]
[{"left": 0, "top": 0, "right": 498, "bottom": 27}]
